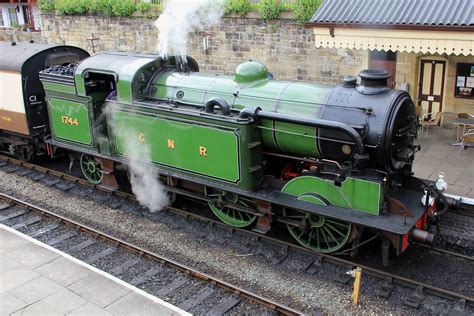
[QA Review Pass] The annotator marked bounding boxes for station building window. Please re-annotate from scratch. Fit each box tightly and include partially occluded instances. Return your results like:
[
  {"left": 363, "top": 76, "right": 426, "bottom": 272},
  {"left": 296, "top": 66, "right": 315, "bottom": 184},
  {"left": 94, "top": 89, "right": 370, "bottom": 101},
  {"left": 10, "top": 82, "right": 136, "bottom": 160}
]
[
  {"left": 0, "top": 11, "right": 4, "bottom": 27},
  {"left": 455, "top": 63, "right": 474, "bottom": 99},
  {"left": 8, "top": 8, "right": 18, "bottom": 26}
]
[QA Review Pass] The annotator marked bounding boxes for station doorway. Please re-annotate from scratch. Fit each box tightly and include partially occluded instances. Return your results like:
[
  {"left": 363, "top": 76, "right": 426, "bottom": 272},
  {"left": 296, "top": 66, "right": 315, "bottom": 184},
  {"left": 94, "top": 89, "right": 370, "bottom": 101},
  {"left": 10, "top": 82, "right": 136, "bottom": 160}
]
[{"left": 418, "top": 59, "right": 446, "bottom": 117}]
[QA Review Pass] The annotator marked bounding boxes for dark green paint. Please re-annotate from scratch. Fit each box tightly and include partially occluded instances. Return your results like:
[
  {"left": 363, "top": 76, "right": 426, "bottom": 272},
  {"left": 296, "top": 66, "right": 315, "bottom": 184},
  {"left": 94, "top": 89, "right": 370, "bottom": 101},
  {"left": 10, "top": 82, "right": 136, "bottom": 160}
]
[
  {"left": 234, "top": 61, "right": 269, "bottom": 84},
  {"left": 41, "top": 81, "right": 76, "bottom": 94},
  {"left": 48, "top": 97, "right": 92, "bottom": 145},
  {"left": 283, "top": 176, "right": 350, "bottom": 208},
  {"left": 273, "top": 122, "right": 319, "bottom": 156},
  {"left": 112, "top": 110, "right": 241, "bottom": 183},
  {"left": 283, "top": 176, "right": 382, "bottom": 215},
  {"left": 339, "top": 178, "right": 382, "bottom": 215},
  {"left": 74, "top": 52, "right": 159, "bottom": 104}
]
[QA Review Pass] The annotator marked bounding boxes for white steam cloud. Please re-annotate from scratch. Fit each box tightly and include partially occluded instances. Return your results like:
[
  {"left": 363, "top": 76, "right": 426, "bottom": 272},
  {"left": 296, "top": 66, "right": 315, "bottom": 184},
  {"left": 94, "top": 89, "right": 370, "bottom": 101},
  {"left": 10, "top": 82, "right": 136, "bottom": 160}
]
[
  {"left": 104, "top": 103, "right": 169, "bottom": 213},
  {"left": 123, "top": 137, "right": 169, "bottom": 213},
  {"left": 155, "top": 0, "right": 226, "bottom": 61}
]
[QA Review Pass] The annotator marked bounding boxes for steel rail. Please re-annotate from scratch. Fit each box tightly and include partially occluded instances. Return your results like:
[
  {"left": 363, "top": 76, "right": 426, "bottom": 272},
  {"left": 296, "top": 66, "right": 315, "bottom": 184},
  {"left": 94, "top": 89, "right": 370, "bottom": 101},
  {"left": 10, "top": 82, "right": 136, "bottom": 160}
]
[
  {"left": 1, "top": 155, "right": 473, "bottom": 307},
  {"left": 0, "top": 192, "right": 304, "bottom": 316},
  {"left": 413, "top": 242, "right": 474, "bottom": 262}
]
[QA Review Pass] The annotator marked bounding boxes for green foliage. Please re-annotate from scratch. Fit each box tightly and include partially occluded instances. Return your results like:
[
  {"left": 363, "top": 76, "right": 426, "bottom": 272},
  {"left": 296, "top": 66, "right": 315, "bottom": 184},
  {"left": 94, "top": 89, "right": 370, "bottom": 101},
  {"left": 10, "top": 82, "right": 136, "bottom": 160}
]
[
  {"left": 38, "top": 0, "right": 56, "bottom": 12},
  {"left": 226, "top": 0, "right": 252, "bottom": 16},
  {"left": 282, "top": 2, "right": 296, "bottom": 11},
  {"left": 293, "top": 0, "right": 322, "bottom": 23},
  {"left": 55, "top": 0, "right": 88, "bottom": 15},
  {"left": 258, "top": 0, "right": 285, "bottom": 20},
  {"left": 89, "top": 0, "right": 114, "bottom": 16},
  {"left": 49, "top": 0, "right": 138, "bottom": 17},
  {"left": 111, "top": 0, "right": 136, "bottom": 17},
  {"left": 136, "top": 2, "right": 151, "bottom": 14}
]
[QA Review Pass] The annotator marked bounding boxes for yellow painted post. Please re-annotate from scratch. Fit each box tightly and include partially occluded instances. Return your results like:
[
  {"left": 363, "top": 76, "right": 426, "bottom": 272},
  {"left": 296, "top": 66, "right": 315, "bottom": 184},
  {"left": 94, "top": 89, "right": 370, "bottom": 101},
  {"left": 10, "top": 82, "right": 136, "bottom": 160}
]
[{"left": 352, "top": 267, "right": 362, "bottom": 305}]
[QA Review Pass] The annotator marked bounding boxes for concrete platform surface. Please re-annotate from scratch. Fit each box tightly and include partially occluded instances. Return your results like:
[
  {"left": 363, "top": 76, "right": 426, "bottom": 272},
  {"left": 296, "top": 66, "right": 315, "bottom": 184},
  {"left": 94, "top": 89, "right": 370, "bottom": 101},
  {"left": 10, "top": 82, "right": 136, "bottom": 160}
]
[
  {"left": 0, "top": 224, "right": 190, "bottom": 316},
  {"left": 414, "top": 127, "right": 474, "bottom": 198}
]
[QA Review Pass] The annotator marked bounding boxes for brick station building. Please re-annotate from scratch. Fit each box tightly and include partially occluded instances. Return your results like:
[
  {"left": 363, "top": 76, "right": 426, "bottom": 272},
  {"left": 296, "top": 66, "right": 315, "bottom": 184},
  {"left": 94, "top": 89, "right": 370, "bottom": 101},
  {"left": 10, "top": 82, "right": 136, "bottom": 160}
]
[{"left": 308, "top": 0, "right": 474, "bottom": 124}]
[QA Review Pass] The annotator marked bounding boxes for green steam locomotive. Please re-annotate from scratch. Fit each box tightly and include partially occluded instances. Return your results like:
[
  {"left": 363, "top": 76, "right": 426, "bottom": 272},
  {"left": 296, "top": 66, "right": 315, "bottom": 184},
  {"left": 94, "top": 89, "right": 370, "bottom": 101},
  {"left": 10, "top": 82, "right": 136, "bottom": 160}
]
[{"left": 2, "top": 42, "right": 446, "bottom": 264}]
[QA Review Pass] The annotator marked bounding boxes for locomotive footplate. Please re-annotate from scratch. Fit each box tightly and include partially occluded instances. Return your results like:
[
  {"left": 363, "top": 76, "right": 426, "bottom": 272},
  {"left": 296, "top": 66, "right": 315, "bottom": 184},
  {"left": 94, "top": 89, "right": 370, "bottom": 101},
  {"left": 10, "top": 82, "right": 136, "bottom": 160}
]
[{"left": 254, "top": 176, "right": 426, "bottom": 236}]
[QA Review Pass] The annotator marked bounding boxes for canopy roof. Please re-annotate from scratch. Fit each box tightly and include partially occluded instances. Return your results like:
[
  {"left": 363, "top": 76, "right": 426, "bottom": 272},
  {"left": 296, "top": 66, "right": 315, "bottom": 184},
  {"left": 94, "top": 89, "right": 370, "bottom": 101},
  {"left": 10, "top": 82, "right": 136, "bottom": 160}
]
[
  {"left": 310, "top": 0, "right": 473, "bottom": 27},
  {"left": 308, "top": 0, "right": 473, "bottom": 55}
]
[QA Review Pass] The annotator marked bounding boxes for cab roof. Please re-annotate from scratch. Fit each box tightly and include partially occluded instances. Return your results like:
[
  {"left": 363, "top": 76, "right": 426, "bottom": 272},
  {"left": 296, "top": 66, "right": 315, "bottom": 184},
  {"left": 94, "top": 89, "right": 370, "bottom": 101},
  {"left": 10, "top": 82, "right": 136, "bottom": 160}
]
[
  {"left": 0, "top": 41, "right": 87, "bottom": 72},
  {"left": 74, "top": 51, "right": 160, "bottom": 103}
]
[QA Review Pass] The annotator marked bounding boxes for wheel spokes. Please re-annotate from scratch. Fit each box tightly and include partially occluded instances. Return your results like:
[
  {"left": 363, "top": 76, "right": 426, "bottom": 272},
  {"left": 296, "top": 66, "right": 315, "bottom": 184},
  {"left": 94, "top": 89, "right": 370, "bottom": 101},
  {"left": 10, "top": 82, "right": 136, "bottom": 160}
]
[
  {"left": 326, "top": 222, "right": 346, "bottom": 238},
  {"left": 80, "top": 154, "right": 103, "bottom": 184},
  {"left": 285, "top": 209, "right": 351, "bottom": 253},
  {"left": 322, "top": 226, "right": 338, "bottom": 244},
  {"left": 205, "top": 188, "right": 256, "bottom": 228}
]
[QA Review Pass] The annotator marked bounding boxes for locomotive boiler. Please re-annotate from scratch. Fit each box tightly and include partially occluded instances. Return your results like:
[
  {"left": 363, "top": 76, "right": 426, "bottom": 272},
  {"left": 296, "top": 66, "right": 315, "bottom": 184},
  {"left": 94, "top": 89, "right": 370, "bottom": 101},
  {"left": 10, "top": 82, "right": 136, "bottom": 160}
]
[{"left": 33, "top": 50, "right": 445, "bottom": 264}]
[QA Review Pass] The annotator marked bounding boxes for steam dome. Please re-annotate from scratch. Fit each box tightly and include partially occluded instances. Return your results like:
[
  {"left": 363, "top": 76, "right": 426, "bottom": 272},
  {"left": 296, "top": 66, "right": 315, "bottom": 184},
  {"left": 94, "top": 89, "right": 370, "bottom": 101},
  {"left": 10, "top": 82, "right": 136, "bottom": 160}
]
[{"left": 234, "top": 60, "right": 269, "bottom": 84}]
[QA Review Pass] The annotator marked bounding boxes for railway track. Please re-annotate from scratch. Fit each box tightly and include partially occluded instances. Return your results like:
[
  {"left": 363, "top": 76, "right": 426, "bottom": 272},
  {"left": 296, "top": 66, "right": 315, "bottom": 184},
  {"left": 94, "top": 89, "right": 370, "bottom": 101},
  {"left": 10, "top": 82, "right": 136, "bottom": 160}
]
[
  {"left": 1, "top": 155, "right": 473, "bottom": 313},
  {"left": 0, "top": 193, "right": 304, "bottom": 315},
  {"left": 413, "top": 242, "right": 474, "bottom": 261}
]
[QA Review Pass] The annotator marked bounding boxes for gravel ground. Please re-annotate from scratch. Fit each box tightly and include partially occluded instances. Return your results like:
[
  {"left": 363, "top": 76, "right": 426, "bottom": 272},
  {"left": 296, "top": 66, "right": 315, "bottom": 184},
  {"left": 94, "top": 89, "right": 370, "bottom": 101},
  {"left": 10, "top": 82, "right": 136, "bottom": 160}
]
[
  {"left": 0, "top": 168, "right": 470, "bottom": 314},
  {"left": 18, "top": 217, "right": 58, "bottom": 235},
  {"left": 55, "top": 234, "right": 91, "bottom": 252},
  {"left": 35, "top": 226, "right": 72, "bottom": 244},
  {"left": 2, "top": 210, "right": 37, "bottom": 227}
]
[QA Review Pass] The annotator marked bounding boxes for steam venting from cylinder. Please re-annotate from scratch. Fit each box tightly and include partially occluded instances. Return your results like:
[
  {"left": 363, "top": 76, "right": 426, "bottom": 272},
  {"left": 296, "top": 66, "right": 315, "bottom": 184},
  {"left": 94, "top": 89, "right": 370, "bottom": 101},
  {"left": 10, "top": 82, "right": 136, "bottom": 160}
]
[
  {"left": 155, "top": 0, "right": 225, "bottom": 66},
  {"left": 102, "top": 103, "right": 169, "bottom": 213}
]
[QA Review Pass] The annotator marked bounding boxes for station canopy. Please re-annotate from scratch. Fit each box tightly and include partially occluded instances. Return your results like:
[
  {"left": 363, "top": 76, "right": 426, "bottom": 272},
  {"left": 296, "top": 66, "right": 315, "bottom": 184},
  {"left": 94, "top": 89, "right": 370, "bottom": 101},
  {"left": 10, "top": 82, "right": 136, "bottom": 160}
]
[{"left": 307, "top": 0, "right": 474, "bottom": 56}]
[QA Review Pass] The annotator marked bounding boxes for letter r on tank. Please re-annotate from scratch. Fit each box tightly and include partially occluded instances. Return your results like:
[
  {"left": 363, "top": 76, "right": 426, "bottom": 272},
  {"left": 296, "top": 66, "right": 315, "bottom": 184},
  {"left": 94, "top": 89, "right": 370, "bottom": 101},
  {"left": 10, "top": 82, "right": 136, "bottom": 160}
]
[{"left": 199, "top": 146, "right": 207, "bottom": 157}]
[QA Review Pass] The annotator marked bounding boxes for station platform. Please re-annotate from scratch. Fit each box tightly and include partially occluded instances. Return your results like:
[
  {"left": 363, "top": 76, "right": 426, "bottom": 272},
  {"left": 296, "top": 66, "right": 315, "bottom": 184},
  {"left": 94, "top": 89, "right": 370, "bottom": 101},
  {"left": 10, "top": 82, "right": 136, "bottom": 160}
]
[
  {"left": 413, "top": 127, "right": 474, "bottom": 198},
  {"left": 0, "top": 224, "right": 189, "bottom": 316}
]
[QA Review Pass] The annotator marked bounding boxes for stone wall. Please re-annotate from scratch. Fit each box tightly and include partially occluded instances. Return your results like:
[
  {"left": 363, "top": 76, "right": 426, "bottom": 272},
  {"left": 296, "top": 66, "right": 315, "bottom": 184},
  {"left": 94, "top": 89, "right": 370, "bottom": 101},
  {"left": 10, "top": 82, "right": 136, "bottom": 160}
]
[
  {"left": 395, "top": 52, "right": 418, "bottom": 100},
  {"left": 39, "top": 14, "right": 366, "bottom": 85},
  {"left": 0, "top": 30, "right": 44, "bottom": 44},
  {"left": 41, "top": 15, "right": 158, "bottom": 54}
]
